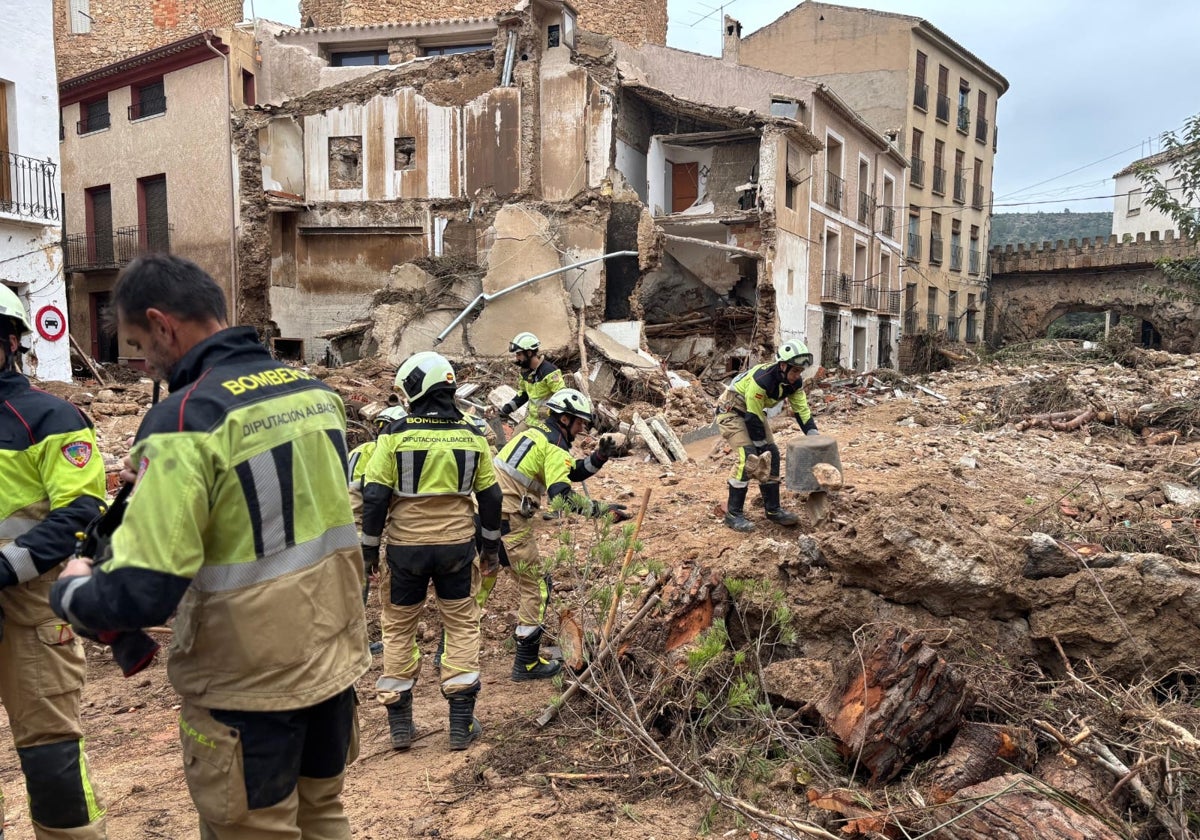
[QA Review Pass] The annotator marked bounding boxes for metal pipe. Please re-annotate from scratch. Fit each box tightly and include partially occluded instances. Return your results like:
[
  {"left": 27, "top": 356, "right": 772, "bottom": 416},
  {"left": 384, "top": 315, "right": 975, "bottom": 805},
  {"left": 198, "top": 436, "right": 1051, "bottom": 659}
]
[
  {"left": 501, "top": 28, "right": 518, "bottom": 87},
  {"left": 434, "top": 250, "right": 638, "bottom": 344}
]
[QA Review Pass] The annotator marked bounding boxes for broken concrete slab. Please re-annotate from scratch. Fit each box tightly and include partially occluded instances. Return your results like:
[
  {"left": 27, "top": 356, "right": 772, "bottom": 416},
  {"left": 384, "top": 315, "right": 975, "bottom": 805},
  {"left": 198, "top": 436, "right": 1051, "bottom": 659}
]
[
  {"left": 585, "top": 327, "right": 658, "bottom": 369},
  {"left": 649, "top": 415, "right": 688, "bottom": 462},
  {"left": 487, "top": 385, "right": 527, "bottom": 423},
  {"left": 632, "top": 411, "right": 672, "bottom": 465},
  {"left": 681, "top": 422, "right": 719, "bottom": 444},
  {"left": 588, "top": 362, "right": 616, "bottom": 400},
  {"left": 597, "top": 320, "right": 644, "bottom": 350}
]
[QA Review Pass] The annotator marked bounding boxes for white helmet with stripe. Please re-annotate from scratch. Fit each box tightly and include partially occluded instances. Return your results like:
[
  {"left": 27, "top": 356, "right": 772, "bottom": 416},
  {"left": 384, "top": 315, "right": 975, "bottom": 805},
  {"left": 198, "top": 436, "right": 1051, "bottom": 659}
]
[
  {"left": 544, "top": 388, "right": 593, "bottom": 425},
  {"left": 395, "top": 351, "right": 456, "bottom": 403},
  {"left": 508, "top": 332, "right": 540, "bottom": 353}
]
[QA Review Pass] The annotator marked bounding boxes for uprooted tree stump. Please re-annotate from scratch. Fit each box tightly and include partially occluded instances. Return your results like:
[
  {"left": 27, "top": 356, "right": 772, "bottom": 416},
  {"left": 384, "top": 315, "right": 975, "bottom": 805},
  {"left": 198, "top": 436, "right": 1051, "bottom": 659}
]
[
  {"left": 928, "top": 722, "right": 1038, "bottom": 802},
  {"left": 818, "top": 627, "right": 969, "bottom": 785},
  {"left": 927, "top": 773, "right": 1124, "bottom": 840}
]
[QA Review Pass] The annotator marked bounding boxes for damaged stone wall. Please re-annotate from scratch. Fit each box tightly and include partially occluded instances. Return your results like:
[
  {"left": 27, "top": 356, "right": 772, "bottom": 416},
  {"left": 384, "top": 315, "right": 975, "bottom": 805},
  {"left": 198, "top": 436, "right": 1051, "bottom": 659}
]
[
  {"left": 298, "top": 0, "right": 668, "bottom": 47},
  {"left": 54, "top": 0, "right": 241, "bottom": 80}
]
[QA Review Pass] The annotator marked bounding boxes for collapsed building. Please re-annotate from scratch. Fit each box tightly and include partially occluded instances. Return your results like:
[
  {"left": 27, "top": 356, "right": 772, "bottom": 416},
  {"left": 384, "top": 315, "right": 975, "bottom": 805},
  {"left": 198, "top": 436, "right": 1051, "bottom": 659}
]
[{"left": 234, "top": 0, "right": 907, "bottom": 386}]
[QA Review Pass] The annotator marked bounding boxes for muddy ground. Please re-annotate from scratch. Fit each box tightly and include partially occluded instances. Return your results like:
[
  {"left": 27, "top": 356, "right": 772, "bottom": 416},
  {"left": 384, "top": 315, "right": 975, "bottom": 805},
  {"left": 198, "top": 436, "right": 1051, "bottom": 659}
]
[{"left": 2, "top": 347, "right": 1198, "bottom": 838}]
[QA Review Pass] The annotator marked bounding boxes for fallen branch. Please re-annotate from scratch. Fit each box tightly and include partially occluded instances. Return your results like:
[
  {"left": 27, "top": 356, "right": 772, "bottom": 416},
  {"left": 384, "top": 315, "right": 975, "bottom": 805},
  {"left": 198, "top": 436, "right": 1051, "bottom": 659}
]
[
  {"left": 1050, "top": 407, "right": 1096, "bottom": 431},
  {"left": 70, "top": 334, "right": 107, "bottom": 386}
]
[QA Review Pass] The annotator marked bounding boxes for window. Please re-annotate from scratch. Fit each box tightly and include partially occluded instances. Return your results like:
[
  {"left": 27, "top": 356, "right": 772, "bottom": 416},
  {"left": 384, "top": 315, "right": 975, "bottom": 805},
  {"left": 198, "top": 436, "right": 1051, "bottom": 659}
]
[
  {"left": 927, "top": 287, "right": 939, "bottom": 332},
  {"left": 936, "top": 65, "right": 949, "bottom": 121},
  {"left": 137, "top": 175, "right": 169, "bottom": 253},
  {"left": 914, "top": 51, "right": 928, "bottom": 110},
  {"left": 771, "top": 97, "right": 800, "bottom": 120},
  {"left": 881, "top": 175, "right": 895, "bottom": 237},
  {"left": 547, "top": 24, "right": 561, "bottom": 47},
  {"left": 423, "top": 44, "right": 490, "bottom": 56},
  {"left": 394, "top": 136, "right": 416, "bottom": 171},
  {"left": 932, "top": 139, "right": 945, "bottom": 195},
  {"left": 242, "top": 70, "right": 256, "bottom": 107},
  {"left": 929, "top": 211, "right": 943, "bottom": 264},
  {"left": 969, "top": 225, "right": 981, "bottom": 274},
  {"left": 1127, "top": 188, "right": 1143, "bottom": 216},
  {"left": 950, "top": 220, "right": 962, "bottom": 271},
  {"left": 972, "top": 158, "right": 984, "bottom": 209},
  {"left": 975, "top": 89, "right": 988, "bottom": 142},
  {"left": 907, "top": 207, "right": 921, "bottom": 260},
  {"left": 825, "top": 135, "right": 844, "bottom": 211},
  {"left": 947, "top": 290, "right": 959, "bottom": 339},
  {"left": 129, "top": 78, "right": 165, "bottom": 120},
  {"left": 953, "top": 150, "right": 966, "bottom": 203},
  {"left": 784, "top": 142, "right": 802, "bottom": 211},
  {"left": 909, "top": 128, "right": 923, "bottom": 186},
  {"left": 69, "top": 0, "right": 91, "bottom": 33},
  {"left": 957, "top": 80, "right": 971, "bottom": 133},
  {"left": 328, "top": 136, "right": 363, "bottom": 190},
  {"left": 86, "top": 185, "right": 113, "bottom": 264},
  {"left": 78, "top": 96, "right": 110, "bottom": 134},
  {"left": 330, "top": 49, "right": 388, "bottom": 67}
]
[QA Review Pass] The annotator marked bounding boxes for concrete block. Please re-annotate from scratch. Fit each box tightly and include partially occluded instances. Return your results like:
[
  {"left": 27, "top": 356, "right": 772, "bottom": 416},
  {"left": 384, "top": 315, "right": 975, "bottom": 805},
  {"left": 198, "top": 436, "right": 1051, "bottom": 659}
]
[{"left": 598, "top": 320, "right": 644, "bottom": 350}]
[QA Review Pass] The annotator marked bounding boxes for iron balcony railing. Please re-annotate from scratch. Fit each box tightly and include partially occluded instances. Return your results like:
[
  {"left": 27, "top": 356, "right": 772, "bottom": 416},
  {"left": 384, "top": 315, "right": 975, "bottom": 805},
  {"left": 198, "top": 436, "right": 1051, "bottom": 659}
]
[
  {"left": 907, "top": 231, "right": 921, "bottom": 260},
  {"left": 854, "top": 283, "right": 879, "bottom": 311},
  {"left": 904, "top": 308, "right": 919, "bottom": 334},
  {"left": 950, "top": 243, "right": 963, "bottom": 271},
  {"left": 930, "top": 234, "right": 944, "bottom": 264},
  {"left": 880, "top": 205, "right": 896, "bottom": 238},
  {"left": 936, "top": 94, "right": 950, "bottom": 122},
  {"left": 909, "top": 156, "right": 924, "bottom": 187},
  {"left": 957, "top": 105, "right": 971, "bottom": 134},
  {"left": 77, "top": 111, "right": 111, "bottom": 135},
  {"left": 932, "top": 165, "right": 946, "bottom": 195},
  {"left": 128, "top": 95, "right": 167, "bottom": 121},
  {"left": 821, "top": 270, "right": 852, "bottom": 304},
  {"left": 976, "top": 115, "right": 989, "bottom": 144},
  {"left": 927, "top": 313, "right": 942, "bottom": 333},
  {"left": 63, "top": 224, "right": 172, "bottom": 272},
  {"left": 969, "top": 248, "right": 981, "bottom": 275},
  {"left": 913, "top": 82, "right": 929, "bottom": 111},
  {"left": 858, "top": 190, "right": 875, "bottom": 226},
  {"left": 953, "top": 175, "right": 966, "bottom": 203},
  {"left": 885, "top": 290, "right": 902, "bottom": 315},
  {"left": 825, "top": 171, "right": 844, "bottom": 212},
  {"left": 972, "top": 183, "right": 985, "bottom": 210},
  {"left": 965, "top": 311, "right": 979, "bottom": 343},
  {"left": 946, "top": 316, "right": 960, "bottom": 341},
  {"left": 0, "top": 151, "right": 59, "bottom": 222}
]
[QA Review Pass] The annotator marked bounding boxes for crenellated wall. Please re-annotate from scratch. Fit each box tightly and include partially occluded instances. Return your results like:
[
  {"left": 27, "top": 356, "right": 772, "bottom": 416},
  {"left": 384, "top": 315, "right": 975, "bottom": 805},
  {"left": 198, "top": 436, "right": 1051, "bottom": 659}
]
[{"left": 989, "top": 229, "right": 1197, "bottom": 275}]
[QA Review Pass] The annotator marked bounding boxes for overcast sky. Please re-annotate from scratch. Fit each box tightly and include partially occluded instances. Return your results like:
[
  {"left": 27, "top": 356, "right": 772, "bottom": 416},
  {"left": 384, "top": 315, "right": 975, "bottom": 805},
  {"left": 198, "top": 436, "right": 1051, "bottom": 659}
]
[{"left": 249, "top": 0, "right": 1200, "bottom": 214}]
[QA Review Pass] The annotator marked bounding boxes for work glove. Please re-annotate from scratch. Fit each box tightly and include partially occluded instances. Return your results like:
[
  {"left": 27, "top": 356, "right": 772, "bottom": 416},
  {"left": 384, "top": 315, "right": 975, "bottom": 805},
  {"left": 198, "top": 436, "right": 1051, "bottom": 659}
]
[
  {"left": 806, "top": 428, "right": 820, "bottom": 436},
  {"left": 601, "top": 502, "right": 632, "bottom": 523},
  {"left": 479, "top": 543, "right": 501, "bottom": 577},
  {"left": 484, "top": 405, "right": 498, "bottom": 420},
  {"left": 597, "top": 434, "right": 623, "bottom": 460},
  {"left": 362, "top": 543, "right": 380, "bottom": 577}
]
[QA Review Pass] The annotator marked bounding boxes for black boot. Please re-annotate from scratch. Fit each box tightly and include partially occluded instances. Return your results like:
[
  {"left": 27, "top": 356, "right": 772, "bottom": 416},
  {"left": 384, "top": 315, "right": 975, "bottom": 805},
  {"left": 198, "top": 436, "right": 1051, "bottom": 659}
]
[
  {"left": 433, "top": 630, "right": 445, "bottom": 669},
  {"left": 386, "top": 690, "right": 414, "bottom": 751},
  {"left": 762, "top": 482, "right": 799, "bottom": 526},
  {"left": 723, "top": 483, "right": 755, "bottom": 532},
  {"left": 511, "top": 627, "right": 562, "bottom": 681},
  {"left": 447, "top": 684, "right": 482, "bottom": 751}
]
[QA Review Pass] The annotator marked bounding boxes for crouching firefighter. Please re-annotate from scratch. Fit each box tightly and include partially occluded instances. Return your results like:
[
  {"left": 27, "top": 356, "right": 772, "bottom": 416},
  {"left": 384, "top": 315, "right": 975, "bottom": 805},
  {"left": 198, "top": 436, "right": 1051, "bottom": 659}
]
[
  {"left": 53, "top": 255, "right": 369, "bottom": 839},
  {"left": 360, "top": 352, "right": 502, "bottom": 751},
  {"left": 0, "top": 285, "right": 108, "bottom": 839},
  {"left": 483, "top": 388, "right": 630, "bottom": 681},
  {"left": 716, "top": 341, "right": 818, "bottom": 532}
]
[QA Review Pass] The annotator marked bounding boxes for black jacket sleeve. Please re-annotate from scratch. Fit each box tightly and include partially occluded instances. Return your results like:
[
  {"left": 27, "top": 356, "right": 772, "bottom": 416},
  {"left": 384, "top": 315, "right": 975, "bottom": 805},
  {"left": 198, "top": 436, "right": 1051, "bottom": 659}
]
[
  {"left": 0, "top": 495, "right": 103, "bottom": 587},
  {"left": 475, "top": 484, "right": 502, "bottom": 549},
  {"left": 361, "top": 482, "right": 393, "bottom": 541},
  {"left": 52, "top": 566, "right": 192, "bottom": 632},
  {"left": 796, "top": 413, "right": 817, "bottom": 433},
  {"left": 567, "top": 451, "right": 606, "bottom": 482}
]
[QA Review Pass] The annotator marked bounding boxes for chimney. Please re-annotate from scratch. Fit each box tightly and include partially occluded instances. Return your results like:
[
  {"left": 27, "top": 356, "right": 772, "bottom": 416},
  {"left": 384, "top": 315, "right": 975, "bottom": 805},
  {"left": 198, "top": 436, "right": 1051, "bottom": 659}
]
[{"left": 722, "top": 15, "right": 742, "bottom": 64}]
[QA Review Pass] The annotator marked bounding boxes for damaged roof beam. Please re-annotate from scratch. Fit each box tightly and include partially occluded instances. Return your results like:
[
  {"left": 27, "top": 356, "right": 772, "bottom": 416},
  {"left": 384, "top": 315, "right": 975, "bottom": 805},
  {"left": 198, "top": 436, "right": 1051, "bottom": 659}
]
[
  {"left": 662, "top": 234, "right": 762, "bottom": 260},
  {"left": 434, "top": 250, "right": 640, "bottom": 344}
]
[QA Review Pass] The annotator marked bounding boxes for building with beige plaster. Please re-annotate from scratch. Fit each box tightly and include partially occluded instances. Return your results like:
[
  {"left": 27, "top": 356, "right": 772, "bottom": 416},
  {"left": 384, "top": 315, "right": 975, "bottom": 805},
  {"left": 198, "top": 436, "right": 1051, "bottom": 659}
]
[
  {"left": 737, "top": 1, "right": 1007, "bottom": 350},
  {"left": 59, "top": 28, "right": 259, "bottom": 366}
]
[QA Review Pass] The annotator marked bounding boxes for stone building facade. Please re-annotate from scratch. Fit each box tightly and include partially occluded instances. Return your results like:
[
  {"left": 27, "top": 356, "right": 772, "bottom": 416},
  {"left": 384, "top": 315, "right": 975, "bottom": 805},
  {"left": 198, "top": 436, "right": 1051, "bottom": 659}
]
[
  {"left": 53, "top": 0, "right": 243, "bottom": 80},
  {"left": 297, "top": 0, "right": 667, "bottom": 47}
]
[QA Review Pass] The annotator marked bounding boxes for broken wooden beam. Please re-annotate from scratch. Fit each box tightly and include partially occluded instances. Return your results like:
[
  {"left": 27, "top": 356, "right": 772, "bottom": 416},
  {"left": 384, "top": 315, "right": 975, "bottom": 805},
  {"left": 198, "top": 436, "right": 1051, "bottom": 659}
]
[
  {"left": 632, "top": 412, "right": 672, "bottom": 465},
  {"left": 649, "top": 415, "right": 688, "bottom": 462}
]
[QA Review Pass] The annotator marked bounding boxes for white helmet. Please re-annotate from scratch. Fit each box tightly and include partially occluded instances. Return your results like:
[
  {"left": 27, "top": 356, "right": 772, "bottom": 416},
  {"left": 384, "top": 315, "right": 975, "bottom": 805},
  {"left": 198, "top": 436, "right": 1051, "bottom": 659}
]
[
  {"left": 776, "top": 340, "right": 813, "bottom": 369},
  {"left": 544, "top": 388, "right": 594, "bottom": 424},
  {"left": 374, "top": 404, "right": 408, "bottom": 430},
  {"left": 0, "top": 286, "right": 31, "bottom": 336},
  {"left": 395, "top": 351, "right": 456, "bottom": 403},
  {"left": 509, "top": 332, "right": 540, "bottom": 353}
]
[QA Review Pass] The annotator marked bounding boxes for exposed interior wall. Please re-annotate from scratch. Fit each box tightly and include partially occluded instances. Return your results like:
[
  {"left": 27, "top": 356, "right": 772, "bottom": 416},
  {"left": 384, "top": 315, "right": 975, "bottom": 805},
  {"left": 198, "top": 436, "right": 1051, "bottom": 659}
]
[{"left": 773, "top": 228, "right": 810, "bottom": 346}]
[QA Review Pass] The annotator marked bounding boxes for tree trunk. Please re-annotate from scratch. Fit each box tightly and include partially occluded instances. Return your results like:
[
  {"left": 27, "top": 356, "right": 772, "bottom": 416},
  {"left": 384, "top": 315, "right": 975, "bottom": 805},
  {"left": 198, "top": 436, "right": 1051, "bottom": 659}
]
[
  {"left": 928, "top": 773, "right": 1124, "bottom": 840},
  {"left": 928, "top": 722, "right": 1037, "bottom": 802},
  {"left": 818, "top": 626, "right": 969, "bottom": 785}
]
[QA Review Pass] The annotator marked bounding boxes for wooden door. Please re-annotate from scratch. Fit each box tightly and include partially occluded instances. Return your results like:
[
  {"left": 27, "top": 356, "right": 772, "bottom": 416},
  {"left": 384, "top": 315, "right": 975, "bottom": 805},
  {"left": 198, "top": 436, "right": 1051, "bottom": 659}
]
[{"left": 671, "top": 161, "right": 699, "bottom": 213}]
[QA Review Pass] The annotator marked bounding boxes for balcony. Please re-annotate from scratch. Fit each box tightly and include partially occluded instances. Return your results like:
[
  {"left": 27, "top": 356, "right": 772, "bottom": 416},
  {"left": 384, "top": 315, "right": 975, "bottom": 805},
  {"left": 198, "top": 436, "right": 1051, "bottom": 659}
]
[
  {"left": 885, "top": 290, "right": 902, "bottom": 316},
  {"left": 975, "top": 115, "right": 989, "bottom": 144},
  {"left": 821, "top": 271, "right": 852, "bottom": 304},
  {"left": 953, "top": 175, "right": 966, "bottom": 204},
  {"left": 931, "top": 165, "right": 946, "bottom": 195},
  {"left": 957, "top": 105, "right": 971, "bottom": 134},
  {"left": 128, "top": 94, "right": 167, "bottom": 121},
  {"left": 972, "top": 183, "right": 985, "bottom": 210},
  {"left": 880, "top": 205, "right": 896, "bottom": 238},
  {"left": 969, "top": 247, "right": 981, "bottom": 275},
  {"left": 907, "top": 231, "right": 921, "bottom": 261},
  {"left": 76, "top": 112, "right": 111, "bottom": 135},
  {"left": 825, "top": 171, "right": 844, "bottom": 212},
  {"left": 857, "top": 190, "right": 875, "bottom": 226},
  {"left": 936, "top": 94, "right": 950, "bottom": 122},
  {"left": 926, "top": 313, "right": 942, "bottom": 333},
  {"left": 950, "top": 244, "right": 963, "bottom": 271},
  {"left": 63, "top": 224, "right": 172, "bottom": 272},
  {"left": 929, "top": 234, "right": 943, "bottom": 264},
  {"left": 849, "top": 282, "right": 879, "bottom": 311},
  {"left": 0, "top": 151, "right": 60, "bottom": 222},
  {"left": 913, "top": 82, "right": 929, "bottom": 111},
  {"left": 904, "top": 309, "right": 919, "bottom": 334},
  {"left": 909, "top": 156, "right": 924, "bottom": 187}
]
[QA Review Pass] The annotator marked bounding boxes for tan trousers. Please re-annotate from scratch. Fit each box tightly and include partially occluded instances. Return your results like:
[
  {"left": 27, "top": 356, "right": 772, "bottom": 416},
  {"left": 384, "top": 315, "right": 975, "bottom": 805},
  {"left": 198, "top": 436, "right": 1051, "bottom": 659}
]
[
  {"left": 717, "top": 411, "right": 777, "bottom": 486},
  {"left": 0, "top": 573, "right": 106, "bottom": 840},
  {"left": 478, "top": 513, "right": 551, "bottom": 629}
]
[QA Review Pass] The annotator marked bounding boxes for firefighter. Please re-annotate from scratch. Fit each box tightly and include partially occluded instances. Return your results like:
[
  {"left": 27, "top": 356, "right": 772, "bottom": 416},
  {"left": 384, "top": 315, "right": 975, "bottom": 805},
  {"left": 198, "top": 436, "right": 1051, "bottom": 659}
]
[
  {"left": 360, "top": 352, "right": 502, "bottom": 752},
  {"left": 486, "top": 332, "right": 565, "bottom": 429},
  {"left": 485, "top": 388, "right": 629, "bottom": 681},
  {"left": 716, "top": 341, "right": 819, "bottom": 532},
  {"left": 52, "top": 255, "right": 368, "bottom": 839},
  {"left": 0, "top": 285, "right": 108, "bottom": 839}
]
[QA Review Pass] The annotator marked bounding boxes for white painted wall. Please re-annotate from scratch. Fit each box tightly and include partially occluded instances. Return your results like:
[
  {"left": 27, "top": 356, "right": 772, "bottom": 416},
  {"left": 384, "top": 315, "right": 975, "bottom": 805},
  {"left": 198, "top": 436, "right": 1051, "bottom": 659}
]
[
  {"left": 1112, "top": 163, "right": 1197, "bottom": 239},
  {"left": 0, "top": 0, "right": 69, "bottom": 381},
  {"left": 774, "top": 229, "right": 809, "bottom": 345},
  {"left": 615, "top": 138, "right": 647, "bottom": 202}
]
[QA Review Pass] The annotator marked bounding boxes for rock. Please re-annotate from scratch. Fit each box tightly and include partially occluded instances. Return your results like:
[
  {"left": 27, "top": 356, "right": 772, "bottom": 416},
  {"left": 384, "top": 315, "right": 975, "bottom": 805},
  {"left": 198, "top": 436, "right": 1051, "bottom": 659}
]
[
  {"left": 90, "top": 402, "right": 141, "bottom": 417},
  {"left": 812, "top": 463, "right": 843, "bottom": 489},
  {"left": 762, "top": 657, "right": 835, "bottom": 708},
  {"left": 1022, "top": 533, "right": 1076, "bottom": 579},
  {"left": 957, "top": 455, "right": 978, "bottom": 470},
  {"left": 897, "top": 416, "right": 916, "bottom": 427},
  {"left": 1077, "top": 368, "right": 1097, "bottom": 376},
  {"left": 1161, "top": 481, "right": 1200, "bottom": 506}
]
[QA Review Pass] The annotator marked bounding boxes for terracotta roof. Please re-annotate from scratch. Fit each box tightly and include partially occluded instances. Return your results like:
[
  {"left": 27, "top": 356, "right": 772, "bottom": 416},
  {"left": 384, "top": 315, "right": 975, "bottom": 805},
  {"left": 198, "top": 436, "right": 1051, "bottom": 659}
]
[
  {"left": 276, "top": 17, "right": 496, "bottom": 39},
  {"left": 1114, "top": 143, "right": 1200, "bottom": 178}
]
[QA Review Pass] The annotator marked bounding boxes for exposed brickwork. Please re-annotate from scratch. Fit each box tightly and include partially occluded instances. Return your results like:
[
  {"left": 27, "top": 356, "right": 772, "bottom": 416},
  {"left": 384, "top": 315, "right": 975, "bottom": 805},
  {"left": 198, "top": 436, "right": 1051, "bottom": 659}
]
[
  {"left": 54, "top": 0, "right": 242, "bottom": 81},
  {"left": 297, "top": 0, "right": 667, "bottom": 46}
]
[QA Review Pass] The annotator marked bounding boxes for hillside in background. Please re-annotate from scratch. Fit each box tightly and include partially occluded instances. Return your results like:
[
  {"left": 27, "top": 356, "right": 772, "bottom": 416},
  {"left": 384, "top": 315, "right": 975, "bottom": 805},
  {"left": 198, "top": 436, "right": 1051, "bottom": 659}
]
[{"left": 990, "top": 211, "right": 1113, "bottom": 247}]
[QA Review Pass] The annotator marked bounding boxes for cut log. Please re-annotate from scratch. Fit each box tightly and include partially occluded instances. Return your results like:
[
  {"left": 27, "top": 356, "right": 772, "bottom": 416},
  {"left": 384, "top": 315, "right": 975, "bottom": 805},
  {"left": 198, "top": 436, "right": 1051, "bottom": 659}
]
[
  {"left": 928, "top": 722, "right": 1037, "bottom": 802},
  {"left": 631, "top": 412, "right": 672, "bottom": 465},
  {"left": 928, "top": 773, "right": 1124, "bottom": 840},
  {"left": 818, "top": 626, "right": 968, "bottom": 785}
]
